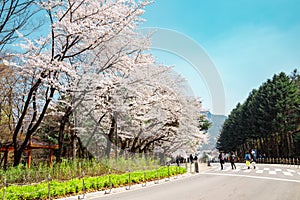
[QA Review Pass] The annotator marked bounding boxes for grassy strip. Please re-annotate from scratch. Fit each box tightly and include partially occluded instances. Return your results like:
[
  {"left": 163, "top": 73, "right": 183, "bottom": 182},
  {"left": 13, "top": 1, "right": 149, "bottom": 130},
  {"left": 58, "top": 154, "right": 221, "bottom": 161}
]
[
  {"left": 0, "top": 166, "right": 186, "bottom": 200},
  {"left": 0, "top": 158, "right": 160, "bottom": 185}
]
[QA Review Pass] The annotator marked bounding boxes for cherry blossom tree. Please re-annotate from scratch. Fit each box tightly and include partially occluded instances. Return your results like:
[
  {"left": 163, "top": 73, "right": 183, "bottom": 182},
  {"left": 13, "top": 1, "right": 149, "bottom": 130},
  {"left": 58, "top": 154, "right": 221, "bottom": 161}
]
[
  {"left": 3, "top": 0, "right": 207, "bottom": 165},
  {"left": 4, "top": 0, "right": 150, "bottom": 165},
  {"left": 0, "top": 63, "right": 14, "bottom": 142},
  {"left": 76, "top": 60, "right": 206, "bottom": 159},
  {"left": 119, "top": 65, "right": 205, "bottom": 156}
]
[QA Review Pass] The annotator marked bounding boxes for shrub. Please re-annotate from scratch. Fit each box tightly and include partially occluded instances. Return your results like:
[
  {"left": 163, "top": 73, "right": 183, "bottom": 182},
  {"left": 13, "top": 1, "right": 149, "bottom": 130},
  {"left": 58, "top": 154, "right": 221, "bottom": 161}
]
[{"left": 0, "top": 166, "right": 185, "bottom": 200}]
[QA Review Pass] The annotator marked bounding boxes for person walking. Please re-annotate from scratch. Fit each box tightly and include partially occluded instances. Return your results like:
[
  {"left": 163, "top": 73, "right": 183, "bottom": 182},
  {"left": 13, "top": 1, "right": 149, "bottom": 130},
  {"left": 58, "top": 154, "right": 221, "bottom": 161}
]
[
  {"left": 218, "top": 151, "right": 225, "bottom": 170},
  {"left": 251, "top": 149, "right": 257, "bottom": 169},
  {"left": 244, "top": 151, "right": 251, "bottom": 169},
  {"left": 189, "top": 154, "right": 194, "bottom": 164},
  {"left": 229, "top": 151, "right": 236, "bottom": 170},
  {"left": 175, "top": 155, "right": 180, "bottom": 166}
]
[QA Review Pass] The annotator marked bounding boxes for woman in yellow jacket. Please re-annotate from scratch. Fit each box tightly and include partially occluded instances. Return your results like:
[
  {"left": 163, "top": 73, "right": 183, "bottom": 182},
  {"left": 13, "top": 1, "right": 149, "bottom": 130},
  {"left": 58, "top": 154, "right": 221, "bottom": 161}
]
[{"left": 244, "top": 151, "right": 251, "bottom": 169}]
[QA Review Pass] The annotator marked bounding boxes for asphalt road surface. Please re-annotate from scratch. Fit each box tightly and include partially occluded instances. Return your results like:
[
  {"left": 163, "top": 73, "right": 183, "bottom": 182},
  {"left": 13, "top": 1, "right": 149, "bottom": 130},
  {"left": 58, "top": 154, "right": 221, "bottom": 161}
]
[{"left": 61, "top": 163, "right": 300, "bottom": 200}]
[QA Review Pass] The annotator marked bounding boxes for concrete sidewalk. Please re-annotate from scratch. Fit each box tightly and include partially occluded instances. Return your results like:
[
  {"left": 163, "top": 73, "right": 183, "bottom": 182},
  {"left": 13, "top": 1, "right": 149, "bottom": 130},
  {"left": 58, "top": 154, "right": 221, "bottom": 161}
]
[{"left": 184, "top": 161, "right": 212, "bottom": 173}]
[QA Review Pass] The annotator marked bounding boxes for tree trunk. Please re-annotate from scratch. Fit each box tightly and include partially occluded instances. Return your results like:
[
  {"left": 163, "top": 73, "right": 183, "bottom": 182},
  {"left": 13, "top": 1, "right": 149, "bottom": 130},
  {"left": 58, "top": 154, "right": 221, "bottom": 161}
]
[
  {"left": 57, "top": 116, "right": 67, "bottom": 162},
  {"left": 3, "top": 150, "right": 8, "bottom": 170},
  {"left": 72, "top": 103, "right": 77, "bottom": 160},
  {"left": 289, "top": 132, "right": 295, "bottom": 156},
  {"left": 57, "top": 106, "right": 72, "bottom": 162},
  {"left": 76, "top": 136, "right": 94, "bottom": 159},
  {"left": 286, "top": 133, "right": 292, "bottom": 157},
  {"left": 266, "top": 137, "right": 270, "bottom": 157},
  {"left": 119, "top": 139, "right": 126, "bottom": 156},
  {"left": 13, "top": 149, "right": 23, "bottom": 167},
  {"left": 275, "top": 134, "right": 280, "bottom": 158},
  {"left": 77, "top": 137, "right": 85, "bottom": 158},
  {"left": 71, "top": 132, "right": 77, "bottom": 159},
  {"left": 259, "top": 138, "right": 264, "bottom": 156},
  {"left": 13, "top": 83, "right": 55, "bottom": 166},
  {"left": 105, "top": 115, "right": 115, "bottom": 158},
  {"left": 13, "top": 81, "right": 41, "bottom": 166}
]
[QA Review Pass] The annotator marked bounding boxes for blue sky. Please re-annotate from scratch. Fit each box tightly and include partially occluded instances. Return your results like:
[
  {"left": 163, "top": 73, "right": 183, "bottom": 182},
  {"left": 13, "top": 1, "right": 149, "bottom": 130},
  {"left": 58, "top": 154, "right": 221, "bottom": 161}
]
[{"left": 141, "top": 0, "right": 300, "bottom": 115}]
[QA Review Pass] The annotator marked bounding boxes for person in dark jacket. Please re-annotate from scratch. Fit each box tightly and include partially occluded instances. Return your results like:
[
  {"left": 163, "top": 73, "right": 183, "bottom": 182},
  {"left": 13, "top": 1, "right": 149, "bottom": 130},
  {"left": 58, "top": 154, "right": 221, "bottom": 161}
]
[
  {"left": 229, "top": 151, "right": 236, "bottom": 169},
  {"left": 175, "top": 155, "right": 180, "bottom": 166},
  {"left": 218, "top": 151, "right": 225, "bottom": 170},
  {"left": 251, "top": 149, "right": 257, "bottom": 169},
  {"left": 189, "top": 154, "right": 194, "bottom": 164}
]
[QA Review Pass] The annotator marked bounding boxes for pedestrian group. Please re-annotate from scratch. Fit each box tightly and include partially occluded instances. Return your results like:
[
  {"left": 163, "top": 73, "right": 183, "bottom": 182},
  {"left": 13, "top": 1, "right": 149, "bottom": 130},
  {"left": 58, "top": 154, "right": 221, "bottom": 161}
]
[{"left": 218, "top": 149, "right": 257, "bottom": 170}]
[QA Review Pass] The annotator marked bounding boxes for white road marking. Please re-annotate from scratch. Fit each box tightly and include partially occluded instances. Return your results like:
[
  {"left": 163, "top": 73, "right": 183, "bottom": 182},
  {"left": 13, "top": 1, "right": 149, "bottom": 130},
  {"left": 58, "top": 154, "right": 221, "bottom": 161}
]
[
  {"left": 269, "top": 171, "right": 276, "bottom": 175},
  {"left": 287, "top": 169, "right": 295, "bottom": 173},
  {"left": 202, "top": 172, "right": 300, "bottom": 183},
  {"left": 283, "top": 172, "right": 293, "bottom": 176},
  {"left": 209, "top": 164, "right": 300, "bottom": 179},
  {"left": 224, "top": 167, "right": 231, "bottom": 171}
]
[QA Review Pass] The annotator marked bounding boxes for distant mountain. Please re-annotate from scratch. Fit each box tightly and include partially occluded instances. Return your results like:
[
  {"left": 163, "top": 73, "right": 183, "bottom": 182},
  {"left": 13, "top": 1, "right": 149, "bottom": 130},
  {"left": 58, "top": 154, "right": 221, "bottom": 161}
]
[{"left": 201, "top": 111, "right": 227, "bottom": 151}]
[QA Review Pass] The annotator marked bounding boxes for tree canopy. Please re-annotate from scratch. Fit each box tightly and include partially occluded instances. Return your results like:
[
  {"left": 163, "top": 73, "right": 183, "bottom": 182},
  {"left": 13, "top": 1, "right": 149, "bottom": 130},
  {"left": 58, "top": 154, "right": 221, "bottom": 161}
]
[
  {"left": 0, "top": 0, "right": 208, "bottom": 166},
  {"left": 217, "top": 71, "right": 300, "bottom": 158}
]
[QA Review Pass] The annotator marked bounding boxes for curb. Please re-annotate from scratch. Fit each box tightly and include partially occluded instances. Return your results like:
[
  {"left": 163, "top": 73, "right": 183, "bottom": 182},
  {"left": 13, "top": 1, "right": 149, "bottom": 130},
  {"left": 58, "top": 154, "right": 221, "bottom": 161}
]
[{"left": 56, "top": 164, "right": 211, "bottom": 200}]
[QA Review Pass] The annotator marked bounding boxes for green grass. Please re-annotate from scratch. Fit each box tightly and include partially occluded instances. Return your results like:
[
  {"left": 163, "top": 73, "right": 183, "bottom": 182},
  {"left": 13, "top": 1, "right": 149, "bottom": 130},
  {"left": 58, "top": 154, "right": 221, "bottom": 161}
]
[{"left": 0, "top": 157, "right": 160, "bottom": 185}]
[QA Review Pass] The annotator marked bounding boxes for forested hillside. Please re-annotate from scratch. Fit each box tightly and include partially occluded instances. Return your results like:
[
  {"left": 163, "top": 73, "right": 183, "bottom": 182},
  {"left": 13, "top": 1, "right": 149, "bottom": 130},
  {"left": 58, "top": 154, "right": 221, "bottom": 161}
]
[{"left": 201, "top": 112, "right": 227, "bottom": 151}]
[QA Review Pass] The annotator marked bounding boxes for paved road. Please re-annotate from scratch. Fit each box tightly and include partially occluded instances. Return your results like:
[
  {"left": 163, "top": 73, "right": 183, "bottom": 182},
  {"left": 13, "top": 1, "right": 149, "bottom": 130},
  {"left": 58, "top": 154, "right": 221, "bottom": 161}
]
[
  {"left": 206, "top": 162, "right": 300, "bottom": 180},
  {"left": 60, "top": 163, "right": 300, "bottom": 200}
]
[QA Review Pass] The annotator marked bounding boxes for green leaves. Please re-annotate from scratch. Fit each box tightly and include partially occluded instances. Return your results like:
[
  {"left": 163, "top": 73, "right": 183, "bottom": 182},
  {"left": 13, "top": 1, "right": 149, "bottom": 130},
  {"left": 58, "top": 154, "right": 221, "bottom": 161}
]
[
  {"left": 218, "top": 71, "right": 300, "bottom": 156},
  {"left": 0, "top": 166, "right": 186, "bottom": 199}
]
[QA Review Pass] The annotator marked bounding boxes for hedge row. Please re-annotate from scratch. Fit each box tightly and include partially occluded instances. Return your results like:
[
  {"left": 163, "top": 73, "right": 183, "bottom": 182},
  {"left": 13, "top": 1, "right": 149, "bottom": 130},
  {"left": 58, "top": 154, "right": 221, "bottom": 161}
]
[{"left": 0, "top": 166, "right": 186, "bottom": 200}]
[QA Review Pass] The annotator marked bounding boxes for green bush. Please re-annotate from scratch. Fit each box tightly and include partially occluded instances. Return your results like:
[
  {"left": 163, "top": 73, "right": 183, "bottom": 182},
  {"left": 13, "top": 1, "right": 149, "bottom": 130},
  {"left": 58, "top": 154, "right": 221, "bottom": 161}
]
[{"left": 0, "top": 166, "right": 185, "bottom": 200}]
